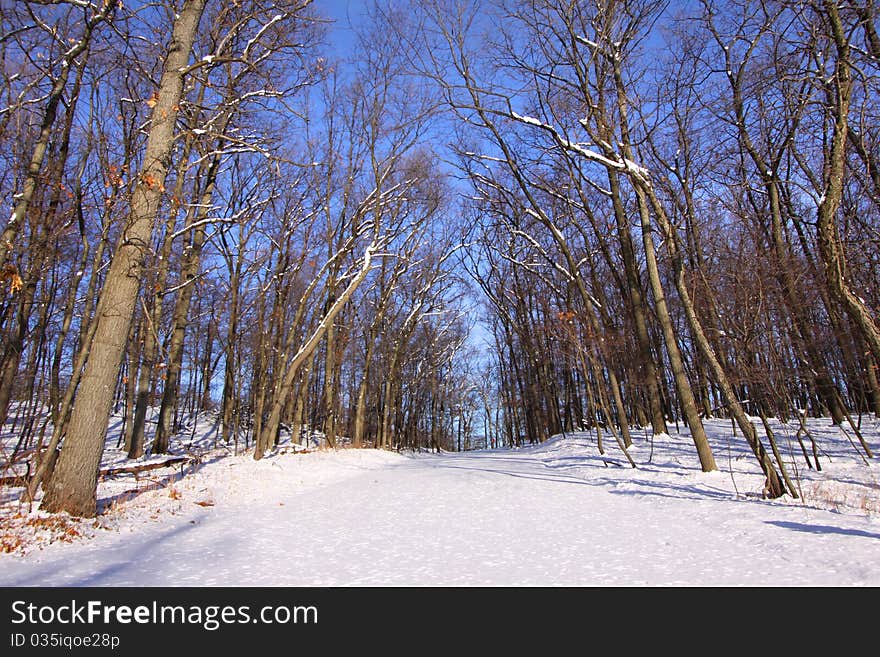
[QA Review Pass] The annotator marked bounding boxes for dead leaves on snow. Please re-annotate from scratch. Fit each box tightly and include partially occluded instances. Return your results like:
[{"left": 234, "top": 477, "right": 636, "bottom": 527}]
[{"left": 0, "top": 513, "right": 83, "bottom": 554}]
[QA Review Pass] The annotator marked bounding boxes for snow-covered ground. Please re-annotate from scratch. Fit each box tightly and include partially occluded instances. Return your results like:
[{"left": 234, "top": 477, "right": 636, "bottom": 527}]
[{"left": 1, "top": 414, "right": 879, "bottom": 586}]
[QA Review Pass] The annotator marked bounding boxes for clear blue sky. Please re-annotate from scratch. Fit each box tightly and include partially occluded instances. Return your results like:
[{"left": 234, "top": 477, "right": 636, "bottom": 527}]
[{"left": 315, "top": 0, "right": 364, "bottom": 58}]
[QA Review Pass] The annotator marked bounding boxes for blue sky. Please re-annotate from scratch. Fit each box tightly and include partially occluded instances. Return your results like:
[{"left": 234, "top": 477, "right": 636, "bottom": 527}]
[{"left": 316, "top": 0, "right": 364, "bottom": 58}]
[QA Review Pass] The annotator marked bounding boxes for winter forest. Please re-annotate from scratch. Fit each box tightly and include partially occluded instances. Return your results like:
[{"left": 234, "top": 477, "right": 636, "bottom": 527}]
[{"left": 0, "top": 0, "right": 879, "bottom": 548}]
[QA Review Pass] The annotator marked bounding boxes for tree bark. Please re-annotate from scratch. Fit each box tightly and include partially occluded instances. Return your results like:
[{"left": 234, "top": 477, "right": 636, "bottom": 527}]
[
  {"left": 632, "top": 184, "right": 716, "bottom": 471},
  {"left": 41, "top": 0, "right": 208, "bottom": 517},
  {"left": 129, "top": 128, "right": 201, "bottom": 458},
  {"left": 604, "top": 48, "right": 716, "bottom": 471},
  {"left": 816, "top": 0, "right": 880, "bottom": 368},
  {"left": 640, "top": 177, "right": 786, "bottom": 496},
  {"left": 607, "top": 170, "right": 667, "bottom": 435}
]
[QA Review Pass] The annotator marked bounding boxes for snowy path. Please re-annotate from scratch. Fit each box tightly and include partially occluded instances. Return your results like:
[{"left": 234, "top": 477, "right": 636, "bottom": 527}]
[{"left": 3, "top": 427, "right": 879, "bottom": 586}]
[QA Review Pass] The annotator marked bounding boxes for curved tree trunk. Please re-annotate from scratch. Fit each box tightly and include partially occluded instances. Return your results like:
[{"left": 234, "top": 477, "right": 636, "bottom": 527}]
[
  {"left": 641, "top": 180, "right": 787, "bottom": 497},
  {"left": 816, "top": 0, "right": 880, "bottom": 370},
  {"left": 632, "top": 185, "right": 716, "bottom": 472},
  {"left": 606, "top": 50, "right": 716, "bottom": 472}
]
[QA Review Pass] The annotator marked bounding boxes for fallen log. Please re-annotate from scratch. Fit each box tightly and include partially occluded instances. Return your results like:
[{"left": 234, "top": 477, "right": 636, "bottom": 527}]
[
  {"left": 1, "top": 456, "right": 193, "bottom": 486},
  {"left": 99, "top": 457, "right": 192, "bottom": 477}
]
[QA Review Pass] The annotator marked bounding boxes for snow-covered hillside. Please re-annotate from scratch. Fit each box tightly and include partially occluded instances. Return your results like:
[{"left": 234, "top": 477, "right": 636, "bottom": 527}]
[{"left": 1, "top": 415, "right": 878, "bottom": 586}]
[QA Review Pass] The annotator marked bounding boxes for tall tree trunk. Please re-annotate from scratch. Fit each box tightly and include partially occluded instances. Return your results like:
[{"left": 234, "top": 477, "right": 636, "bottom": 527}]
[
  {"left": 41, "top": 0, "right": 208, "bottom": 517},
  {"left": 632, "top": 184, "right": 716, "bottom": 471},
  {"left": 321, "top": 321, "right": 338, "bottom": 449},
  {"left": 129, "top": 129, "right": 201, "bottom": 458},
  {"left": 816, "top": 0, "right": 880, "bottom": 368},
  {"left": 154, "top": 153, "right": 220, "bottom": 452},
  {"left": 607, "top": 170, "right": 667, "bottom": 435},
  {"left": 606, "top": 51, "right": 716, "bottom": 471}
]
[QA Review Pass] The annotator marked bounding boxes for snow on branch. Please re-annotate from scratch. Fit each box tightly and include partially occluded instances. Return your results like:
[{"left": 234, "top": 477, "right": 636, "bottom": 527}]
[
  {"left": 243, "top": 14, "right": 284, "bottom": 61},
  {"left": 509, "top": 112, "right": 625, "bottom": 171}
]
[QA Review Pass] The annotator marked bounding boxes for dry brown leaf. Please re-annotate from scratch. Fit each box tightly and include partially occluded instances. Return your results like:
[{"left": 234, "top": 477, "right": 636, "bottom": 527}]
[
  {"left": 2, "top": 264, "right": 23, "bottom": 295},
  {"left": 141, "top": 173, "right": 165, "bottom": 192}
]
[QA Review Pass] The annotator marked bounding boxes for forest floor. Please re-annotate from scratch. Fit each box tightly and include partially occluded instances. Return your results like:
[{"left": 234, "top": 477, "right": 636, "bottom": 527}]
[{"left": 1, "top": 412, "right": 879, "bottom": 586}]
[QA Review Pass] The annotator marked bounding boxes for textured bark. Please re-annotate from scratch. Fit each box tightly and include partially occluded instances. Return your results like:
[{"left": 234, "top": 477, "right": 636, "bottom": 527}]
[
  {"left": 23, "top": 292, "right": 102, "bottom": 502},
  {"left": 41, "top": 0, "right": 208, "bottom": 517},
  {"left": 816, "top": 0, "right": 880, "bottom": 369}
]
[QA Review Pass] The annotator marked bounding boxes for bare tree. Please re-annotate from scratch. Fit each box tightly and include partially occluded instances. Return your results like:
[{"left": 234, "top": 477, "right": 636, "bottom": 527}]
[{"left": 42, "top": 0, "right": 209, "bottom": 516}]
